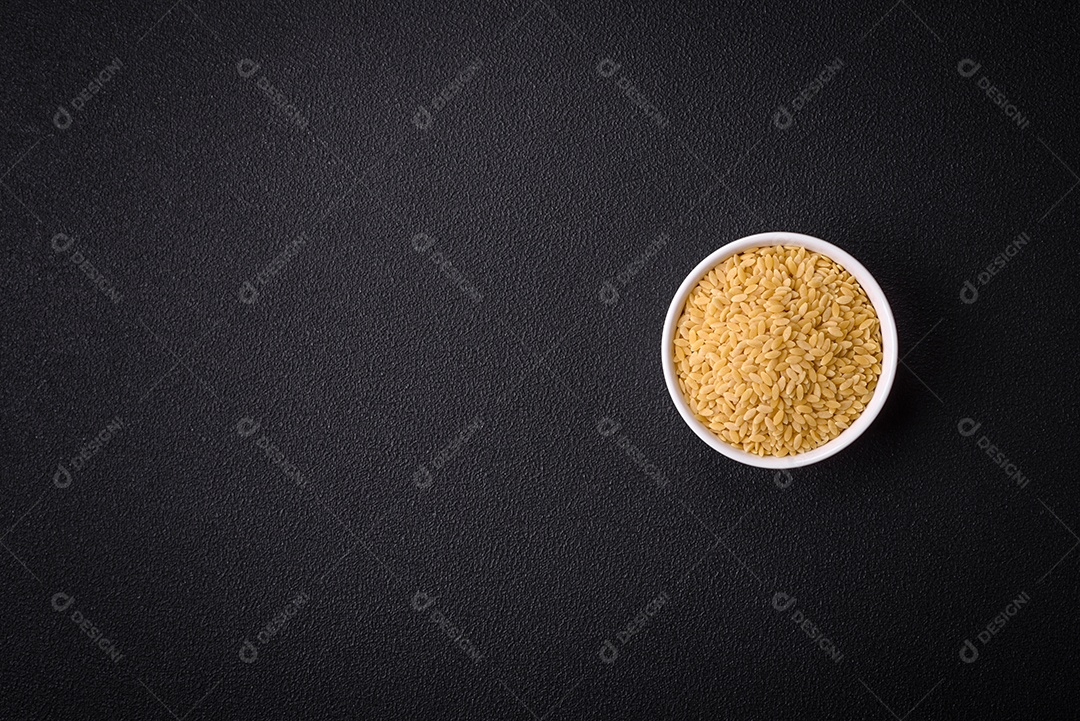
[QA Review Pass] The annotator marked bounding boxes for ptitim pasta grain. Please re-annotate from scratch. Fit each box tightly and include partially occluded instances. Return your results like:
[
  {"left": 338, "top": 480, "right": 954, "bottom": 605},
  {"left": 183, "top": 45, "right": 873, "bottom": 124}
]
[{"left": 673, "top": 245, "right": 883, "bottom": 457}]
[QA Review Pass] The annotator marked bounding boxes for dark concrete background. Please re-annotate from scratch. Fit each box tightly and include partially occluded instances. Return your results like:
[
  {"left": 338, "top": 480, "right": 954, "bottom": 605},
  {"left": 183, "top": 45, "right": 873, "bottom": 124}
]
[{"left": 2, "top": 0, "right": 1078, "bottom": 718}]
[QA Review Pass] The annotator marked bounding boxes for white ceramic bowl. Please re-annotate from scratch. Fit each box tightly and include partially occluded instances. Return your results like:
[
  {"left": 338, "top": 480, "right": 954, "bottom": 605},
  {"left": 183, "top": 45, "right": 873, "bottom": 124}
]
[{"left": 661, "top": 231, "right": 898, "bottom": 468}]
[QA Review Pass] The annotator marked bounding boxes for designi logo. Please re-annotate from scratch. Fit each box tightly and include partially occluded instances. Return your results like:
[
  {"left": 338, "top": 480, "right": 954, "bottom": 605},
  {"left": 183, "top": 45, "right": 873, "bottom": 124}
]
[
  {"left": 773, "top": 105, "right": 793, "bottom": 130},
  {"left": 237, "top": 58, "right": 261, "bottom": 78},
  {"left": 772, "top": 592, "right": 797, "bottom": 612},
  {"left": 599, "top": 281, "right": 620, "bottom": 306},
  {"left": 236, "top": 417, "right": 261, "bottom": 438}
]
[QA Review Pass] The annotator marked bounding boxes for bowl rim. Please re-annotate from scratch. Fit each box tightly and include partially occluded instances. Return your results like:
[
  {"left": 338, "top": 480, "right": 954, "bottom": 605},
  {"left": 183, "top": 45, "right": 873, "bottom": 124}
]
[{"left": 661, "top": 231, "right": 898, "bottom": 469}]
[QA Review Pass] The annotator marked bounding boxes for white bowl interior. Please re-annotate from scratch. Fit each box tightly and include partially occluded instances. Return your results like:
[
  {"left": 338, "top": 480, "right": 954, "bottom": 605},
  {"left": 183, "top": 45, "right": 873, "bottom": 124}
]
[{"left": 661, "top": 232, "right": 898, "bottom": 469}]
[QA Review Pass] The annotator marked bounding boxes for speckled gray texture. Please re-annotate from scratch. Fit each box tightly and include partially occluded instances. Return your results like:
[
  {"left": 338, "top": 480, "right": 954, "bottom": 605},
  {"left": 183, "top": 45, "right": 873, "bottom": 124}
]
[{"left": 2, "top": 0, "right": 1078, "bottom": 718}]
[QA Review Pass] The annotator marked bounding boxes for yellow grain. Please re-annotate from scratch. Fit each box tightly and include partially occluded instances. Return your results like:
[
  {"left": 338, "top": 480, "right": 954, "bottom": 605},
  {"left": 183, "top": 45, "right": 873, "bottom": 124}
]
[{"left": 673, "top": 244, "right": 883, "bottom": 456}]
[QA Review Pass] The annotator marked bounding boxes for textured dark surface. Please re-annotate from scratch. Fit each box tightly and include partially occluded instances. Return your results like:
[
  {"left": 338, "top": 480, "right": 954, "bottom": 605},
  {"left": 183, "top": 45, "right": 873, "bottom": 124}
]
[{"left": 2, "top": 1, "right": 1079, "bottom": 719}]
